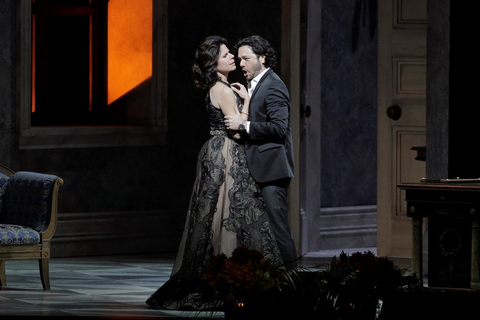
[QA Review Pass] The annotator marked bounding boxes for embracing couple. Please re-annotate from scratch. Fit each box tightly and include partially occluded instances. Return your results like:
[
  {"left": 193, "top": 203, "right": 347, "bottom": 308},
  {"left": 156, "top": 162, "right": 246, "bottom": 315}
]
[{"left": 146, "top": 35, "right": 296, "bottom": 311}]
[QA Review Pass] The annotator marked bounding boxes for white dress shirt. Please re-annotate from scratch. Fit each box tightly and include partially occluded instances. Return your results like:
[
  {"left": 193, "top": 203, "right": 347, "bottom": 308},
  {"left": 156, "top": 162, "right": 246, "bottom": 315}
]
[
  {"left": 246, "top": 68, "right": 270, "bottom": 132},
  {"left": 248, "top": 68, "right": 269, "bottom": 97}
]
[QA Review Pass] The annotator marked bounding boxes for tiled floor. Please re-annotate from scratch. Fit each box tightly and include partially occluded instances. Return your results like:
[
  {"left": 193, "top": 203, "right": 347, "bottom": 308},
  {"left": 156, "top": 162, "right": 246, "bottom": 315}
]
[{"left": 0, "top": 248, "right": 376, "bottom": 318}]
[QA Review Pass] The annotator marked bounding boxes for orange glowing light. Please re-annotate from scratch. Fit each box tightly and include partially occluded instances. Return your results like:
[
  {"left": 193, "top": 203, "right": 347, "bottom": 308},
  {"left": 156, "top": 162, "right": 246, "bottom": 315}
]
[{"left": 108, "top": 0, "right": 152, "bottom": 105}]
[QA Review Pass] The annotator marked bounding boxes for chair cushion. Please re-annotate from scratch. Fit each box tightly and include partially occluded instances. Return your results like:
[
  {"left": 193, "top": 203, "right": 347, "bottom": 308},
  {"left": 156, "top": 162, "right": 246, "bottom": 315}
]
[
  {"left": 0, "top": 224, "right": 41, "bottom": 245},
  {"left": 0, "top": 171, "right": 58, "bottom": 232}
]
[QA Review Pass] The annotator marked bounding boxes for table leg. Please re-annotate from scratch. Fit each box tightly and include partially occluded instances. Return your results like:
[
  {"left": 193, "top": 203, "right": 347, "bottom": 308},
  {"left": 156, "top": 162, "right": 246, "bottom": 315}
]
[
  {"left": 412, "top": 216, "right": 423, "bottom": 286},
  {"left": 471, "top": 218, "right": 480, "bottom": 290}
]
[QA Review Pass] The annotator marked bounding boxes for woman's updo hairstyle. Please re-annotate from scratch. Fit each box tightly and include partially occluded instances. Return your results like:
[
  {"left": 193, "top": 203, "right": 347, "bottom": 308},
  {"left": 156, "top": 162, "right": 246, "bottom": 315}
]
[{"left": 192, "top": 35, "right": 228, "bottom": 89}]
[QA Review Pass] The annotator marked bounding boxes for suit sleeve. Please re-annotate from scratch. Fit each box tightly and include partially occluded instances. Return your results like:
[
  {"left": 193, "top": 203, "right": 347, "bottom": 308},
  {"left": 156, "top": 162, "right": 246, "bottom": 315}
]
[{"left": 248, "top": 77, "right": 290, "bottom": 141}]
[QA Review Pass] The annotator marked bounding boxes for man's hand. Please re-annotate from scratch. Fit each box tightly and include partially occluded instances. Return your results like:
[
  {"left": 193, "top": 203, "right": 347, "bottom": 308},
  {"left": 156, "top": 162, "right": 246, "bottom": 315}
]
[{"left": 224, "top": 113, "right": 244, "bottom": 131}]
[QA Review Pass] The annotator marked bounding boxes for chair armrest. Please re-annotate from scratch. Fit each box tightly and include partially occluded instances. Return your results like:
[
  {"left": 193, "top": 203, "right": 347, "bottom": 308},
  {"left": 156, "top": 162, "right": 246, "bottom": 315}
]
[
  {"left": 41, "top": 177, "right": 64, "bottom": 241},
  {"left": 0, "top": 164, "right": 15, "bottom": 176}
]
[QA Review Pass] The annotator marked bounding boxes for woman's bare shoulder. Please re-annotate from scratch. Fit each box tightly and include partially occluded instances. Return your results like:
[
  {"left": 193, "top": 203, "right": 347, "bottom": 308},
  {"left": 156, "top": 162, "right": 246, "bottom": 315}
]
[
  {"left": 211, "top": 81, "right": 232, "bottom": 93},
  {"left": 210, "top": 82, "right": 234, "bottom": 100}
]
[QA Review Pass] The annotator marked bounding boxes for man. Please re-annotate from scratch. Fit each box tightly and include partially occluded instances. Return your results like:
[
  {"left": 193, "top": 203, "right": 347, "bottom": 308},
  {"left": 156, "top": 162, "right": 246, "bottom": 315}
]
[{"left": 225, "top": 35, "right": 296, "bottom": 268}]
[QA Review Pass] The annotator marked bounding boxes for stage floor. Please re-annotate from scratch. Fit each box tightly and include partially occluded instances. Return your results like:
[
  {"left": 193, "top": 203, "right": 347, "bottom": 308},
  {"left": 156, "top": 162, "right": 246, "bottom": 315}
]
[{"left": 0, "top": 248, "right": 375, "bottom": 318}]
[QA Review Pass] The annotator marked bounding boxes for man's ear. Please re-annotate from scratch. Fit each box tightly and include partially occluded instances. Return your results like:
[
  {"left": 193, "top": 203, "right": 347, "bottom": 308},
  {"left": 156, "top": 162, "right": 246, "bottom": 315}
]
[{"left": 260, "top": 55, "right": 266, "bottom": 65}]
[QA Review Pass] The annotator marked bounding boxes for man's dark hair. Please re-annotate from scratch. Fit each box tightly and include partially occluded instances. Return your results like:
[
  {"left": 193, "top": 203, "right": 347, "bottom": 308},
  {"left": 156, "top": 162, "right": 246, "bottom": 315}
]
[{"left": 234, "top": 35, "right": 277, "bottom": 69}]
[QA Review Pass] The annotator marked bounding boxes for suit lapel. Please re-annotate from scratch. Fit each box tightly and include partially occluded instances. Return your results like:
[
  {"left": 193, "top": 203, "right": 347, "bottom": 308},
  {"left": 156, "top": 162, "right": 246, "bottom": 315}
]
[{"left": 250, "top": 69, "right": 273, "bottom": 99}]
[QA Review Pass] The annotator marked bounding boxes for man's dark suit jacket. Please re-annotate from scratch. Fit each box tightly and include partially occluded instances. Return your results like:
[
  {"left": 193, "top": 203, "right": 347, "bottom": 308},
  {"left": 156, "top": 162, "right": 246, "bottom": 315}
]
[{"left": 245, "top": 69, "right": 295, "bottom": 184}]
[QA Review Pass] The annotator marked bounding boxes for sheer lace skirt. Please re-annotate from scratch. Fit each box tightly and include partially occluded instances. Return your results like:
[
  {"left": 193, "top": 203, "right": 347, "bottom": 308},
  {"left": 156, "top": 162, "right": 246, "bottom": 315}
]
[
  {"left": 173, "top": 136, "right": 281, "bottom": 275},
  {"left": 146, "top": 136, "right": 282, "bottom": 310}
]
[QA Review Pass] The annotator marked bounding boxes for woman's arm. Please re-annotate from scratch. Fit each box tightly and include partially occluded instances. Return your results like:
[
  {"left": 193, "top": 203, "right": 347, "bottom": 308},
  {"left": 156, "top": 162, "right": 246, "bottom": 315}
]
[{"left": 210, "top": 84, "right": 242, "bottom": 139}]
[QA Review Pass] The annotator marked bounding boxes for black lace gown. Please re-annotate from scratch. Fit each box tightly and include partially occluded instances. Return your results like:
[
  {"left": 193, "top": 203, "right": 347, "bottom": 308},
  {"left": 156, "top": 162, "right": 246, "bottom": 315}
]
[{"left": 145, "top": 81, "right": 282, "bottom": 310}]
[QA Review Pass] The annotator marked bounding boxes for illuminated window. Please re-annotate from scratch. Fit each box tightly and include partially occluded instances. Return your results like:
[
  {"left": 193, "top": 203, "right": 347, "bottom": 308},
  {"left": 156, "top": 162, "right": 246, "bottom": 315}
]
[
  {"left": 108, "top": 0, "right": 152, "bottom": 105},
  {"left": 31, "top": 0, "right": 152, "bottom": 126}
]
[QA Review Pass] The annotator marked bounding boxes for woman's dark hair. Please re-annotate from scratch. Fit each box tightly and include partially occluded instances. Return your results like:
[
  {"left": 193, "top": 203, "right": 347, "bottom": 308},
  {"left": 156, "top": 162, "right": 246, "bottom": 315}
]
[
  {"left": 234, "top": 35, "right": 277, "bottom": 69},
  {"left": 192, "top": 35, "right": 228, "bottom": 89}
]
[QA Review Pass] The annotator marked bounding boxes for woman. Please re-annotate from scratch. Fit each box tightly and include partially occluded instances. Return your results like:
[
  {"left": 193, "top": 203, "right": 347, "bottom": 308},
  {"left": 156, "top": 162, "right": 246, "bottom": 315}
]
[{"left": 145, "top": 36, "right": 282, "bottom": 310}]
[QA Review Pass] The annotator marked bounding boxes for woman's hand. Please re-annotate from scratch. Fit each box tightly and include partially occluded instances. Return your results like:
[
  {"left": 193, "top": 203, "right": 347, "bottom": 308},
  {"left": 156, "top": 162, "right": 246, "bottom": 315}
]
[{"left": 230, "top": 82, "right": 250, "bottom": 121}]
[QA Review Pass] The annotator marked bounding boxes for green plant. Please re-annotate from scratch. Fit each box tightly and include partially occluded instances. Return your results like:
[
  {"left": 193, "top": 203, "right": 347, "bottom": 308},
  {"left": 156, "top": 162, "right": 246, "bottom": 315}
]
[
  {"left": 198, "top": 248, "right": 418, "bottom": 319},
  {"left": 313, "top": 251, "right": 418, "bottom": 319}
]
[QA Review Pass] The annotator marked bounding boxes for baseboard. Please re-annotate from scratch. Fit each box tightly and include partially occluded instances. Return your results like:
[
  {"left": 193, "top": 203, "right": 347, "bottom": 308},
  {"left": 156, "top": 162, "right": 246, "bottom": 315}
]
[
  {"left": 314, "top": 205, "right": 377, "bottom": 251},
  {"left": 51, "top": 210, "right": 185, "bottom": 257}
]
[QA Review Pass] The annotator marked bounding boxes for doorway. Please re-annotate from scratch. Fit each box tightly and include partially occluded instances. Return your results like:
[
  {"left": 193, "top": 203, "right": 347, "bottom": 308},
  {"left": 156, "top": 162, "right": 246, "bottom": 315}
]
[{"left": 298, "top": 0, "right": 378, "bottom": 255}]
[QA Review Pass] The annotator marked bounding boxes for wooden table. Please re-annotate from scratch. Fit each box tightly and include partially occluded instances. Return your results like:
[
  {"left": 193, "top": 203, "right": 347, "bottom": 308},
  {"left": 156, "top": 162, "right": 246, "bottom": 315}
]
[{"left": 398, "top": 182, "right": 480, "bottom": 290}]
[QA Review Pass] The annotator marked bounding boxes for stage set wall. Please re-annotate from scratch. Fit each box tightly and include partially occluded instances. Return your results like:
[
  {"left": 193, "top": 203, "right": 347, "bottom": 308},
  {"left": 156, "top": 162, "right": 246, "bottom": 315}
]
[{"left": 0, "top": 0, "right": 378, "bottom": 257}]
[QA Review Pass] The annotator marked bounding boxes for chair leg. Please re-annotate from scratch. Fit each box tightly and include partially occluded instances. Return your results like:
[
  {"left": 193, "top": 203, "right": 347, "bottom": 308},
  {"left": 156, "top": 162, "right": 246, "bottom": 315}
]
[
  {"left": 0, "top": 260, "right": 6, "bottom": 287},
  {"left": 39, "top": 258, "right": 50, "bottom": 290}
]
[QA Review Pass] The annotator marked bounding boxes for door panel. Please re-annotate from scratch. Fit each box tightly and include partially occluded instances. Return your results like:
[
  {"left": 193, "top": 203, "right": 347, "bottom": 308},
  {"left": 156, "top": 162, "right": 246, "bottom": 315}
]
[
  {"left": 377, "top": 0, "right": 427, "bottom": 257},
  {"left": 299, "top": 0, "right": 322, "bottom": 254},
  {"left": 395, "top": 127, "right": 426, "bottom": 215}
]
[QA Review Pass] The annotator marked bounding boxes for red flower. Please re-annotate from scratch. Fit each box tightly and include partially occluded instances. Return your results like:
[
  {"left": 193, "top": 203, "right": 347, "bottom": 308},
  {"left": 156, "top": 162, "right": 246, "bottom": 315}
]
[{"left": 200, "top": 247, "right": 278, "bottom": 303}]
